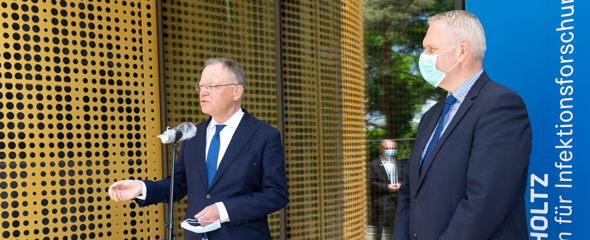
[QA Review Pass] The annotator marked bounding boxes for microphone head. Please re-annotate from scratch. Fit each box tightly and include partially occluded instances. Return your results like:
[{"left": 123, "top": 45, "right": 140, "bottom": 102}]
[
  {"left": 175, "top": 122, "right": 197, "bottom": 141},
  {"left": 174, "top": 131, "right": 183, "bottom": 142},
  {"left": 157, "top": 129, "right": 177, "bottom": 144},
  {"left": 158, "top": 122, "right": 197, "bottom": 144}
]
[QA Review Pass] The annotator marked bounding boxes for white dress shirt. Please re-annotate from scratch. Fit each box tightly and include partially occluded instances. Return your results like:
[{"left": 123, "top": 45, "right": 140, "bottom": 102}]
[
  {"left": 380, "top": 156, "right": 397, "bottom": 184},
  {"left": 138, "top": 108, "right": 245, "bottom": 226},
  {"left": 421, "top": 69, "right": 484, "bottom": 160}
]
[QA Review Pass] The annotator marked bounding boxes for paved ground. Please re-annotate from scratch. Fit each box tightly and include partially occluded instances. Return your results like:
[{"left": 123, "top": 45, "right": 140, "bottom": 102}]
[
  {"left": 366, "top": 225, "right": 391, "bottom": 240},
  {"left": 366, "top": 235, "right": 390, "bottom": 240}
]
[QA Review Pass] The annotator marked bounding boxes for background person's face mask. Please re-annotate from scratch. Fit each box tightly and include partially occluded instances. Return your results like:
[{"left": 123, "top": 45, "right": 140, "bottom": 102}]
[
  {"left": 419, "top": 44, "right": 461, "bottom": 87},
  {"left": 383, "top": 150, "right": 397, "bottom": 158},
  {"left": 181, "top": 218, "right": 221, "bottom": 234}
]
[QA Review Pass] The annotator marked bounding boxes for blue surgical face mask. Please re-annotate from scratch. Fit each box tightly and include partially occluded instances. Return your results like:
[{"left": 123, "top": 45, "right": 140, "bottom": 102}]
[
  {"left": 383, "top": 150, "right": 397, "bottom": 158},
  {"left": 419, "top": 44, "right": 461, "bottom": 87},
  {"left": 181, "top": 218, "right": 221, "bottom": 234}
]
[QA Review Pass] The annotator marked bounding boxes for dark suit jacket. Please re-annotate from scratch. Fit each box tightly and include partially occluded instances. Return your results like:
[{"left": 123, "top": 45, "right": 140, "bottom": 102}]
[
  {"left": 393, "top": 71, "right": 532, "bottom": 240},
  {"left": 369, "top": 157, "right": 404, "bottom": 210},
  {"left": 137, "top": 110, "right": 289, "bottom": 240}
]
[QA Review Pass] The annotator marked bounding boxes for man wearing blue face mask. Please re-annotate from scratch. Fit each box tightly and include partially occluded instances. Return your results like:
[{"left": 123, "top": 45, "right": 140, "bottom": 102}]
[
  {"left": 393, "top": 10, "right": 532, "bottom": 240},
  {"left": 369, "top": 139, "right": 403, "bottom": 240}
]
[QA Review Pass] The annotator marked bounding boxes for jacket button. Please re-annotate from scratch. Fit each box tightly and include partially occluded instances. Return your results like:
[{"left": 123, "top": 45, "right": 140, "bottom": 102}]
[
  {"left": 414, "top": 200, "right": 419, "bottom": 206},
  {"left": 206, "top": 194, "right": 211, "bottom": 199},
  {"left": 414, "top": 232, "right": 417, "bottom": 238}
]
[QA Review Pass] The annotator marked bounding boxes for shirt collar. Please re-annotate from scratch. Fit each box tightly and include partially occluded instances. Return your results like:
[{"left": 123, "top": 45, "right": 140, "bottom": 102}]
[
  {"left": 448, "top": 68, "right": 484, "bottom": 102},
  {"left": 208, "top": 108, "right": 244, "bottom": 130},
  {"left": 380, "top": 156, "right": 393, "bottom": 162}
]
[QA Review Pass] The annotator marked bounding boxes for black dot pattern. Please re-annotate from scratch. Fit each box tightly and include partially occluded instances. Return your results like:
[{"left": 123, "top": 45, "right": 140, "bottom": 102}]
[
  {"left": 280, "top": 0, "right": 365, "bottom": 239},
  {"left": 0, "top": 0, "right": 163, "bottom": 239},
  {"left": 163, "top": 0, "right": 278, "bottom": 125}
]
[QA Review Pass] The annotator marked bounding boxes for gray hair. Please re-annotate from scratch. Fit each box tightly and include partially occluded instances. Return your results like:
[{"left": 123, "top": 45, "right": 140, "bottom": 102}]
[
  {"left": 428, "top": 10, "right": 486, "bottom": 61},
  {"left": 204, "top": 57, "right": 246, "bottom": 90},
  {"left": 379, "top": 139, "right": 396, "bottom": 149}
]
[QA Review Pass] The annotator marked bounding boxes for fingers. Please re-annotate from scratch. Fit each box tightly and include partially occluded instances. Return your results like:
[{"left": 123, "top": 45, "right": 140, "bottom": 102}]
[
  {"left": 194, "top": 204, "right": 220, "bottom": 226},
  {"left": 108, "top": 180, "right": 142, "bottom": 202},
  {"left": 111, "top": 191, "right": 125, "bottom": 202},
  {"left": 108, "top": 181, "right": 122, "bottom": 201},
  {"left": 387, "top": 183, "right": 401, "bottom": 192},
  {"left": 109, "top": 185, "right": 127, "bottom": 202},
  {"left": 110, "top": 181, "right": 124, "bottom": 188},
  {"left": 194, "top": 206, "right": 207, "bottom": 220},
  {"left": 194, "top": 209, "right": 211, "bottom": 226}
]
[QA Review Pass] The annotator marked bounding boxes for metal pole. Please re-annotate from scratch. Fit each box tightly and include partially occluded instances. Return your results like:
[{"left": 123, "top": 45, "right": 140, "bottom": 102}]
[
  {"left": 156, "top": 0, "right": 172, "bottom": 229},
  {"left": 455, "top": 0, "right": 465, "bottom": 10},
  {"left": 163, "top": 141, "right": 178, "bottom": 240}
]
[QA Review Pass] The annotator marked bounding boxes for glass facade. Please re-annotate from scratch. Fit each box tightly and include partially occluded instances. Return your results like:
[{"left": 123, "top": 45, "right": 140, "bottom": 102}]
[{"left": 363, "top": 0, "right": 455, "bottom": 239}]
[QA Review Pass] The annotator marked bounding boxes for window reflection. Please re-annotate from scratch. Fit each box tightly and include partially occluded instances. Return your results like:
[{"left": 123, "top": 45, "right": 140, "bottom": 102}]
[{"left": 364, "top": 0, "right": 455, "bottom": 239}]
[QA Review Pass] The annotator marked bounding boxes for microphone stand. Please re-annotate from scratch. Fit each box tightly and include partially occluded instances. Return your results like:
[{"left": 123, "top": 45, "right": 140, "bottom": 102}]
[{"left": 163, "top": 140, "right": 179, "bottom": 240}]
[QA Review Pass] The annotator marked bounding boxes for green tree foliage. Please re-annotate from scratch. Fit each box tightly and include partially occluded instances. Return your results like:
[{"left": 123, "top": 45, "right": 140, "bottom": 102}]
[
  {"left": 363, "top": 0, "right": 454, "bottom": 143},
  {"left": 366, "top": 128, "right": 386, "bottom": 160}
]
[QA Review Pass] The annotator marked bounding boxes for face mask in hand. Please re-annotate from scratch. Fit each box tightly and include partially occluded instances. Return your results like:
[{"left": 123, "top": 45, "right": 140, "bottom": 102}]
[
  {"left": 418, "top": 44, "right": 461, "bottom": 87},
  {"left": 181, "top": 218, "right": 221, "bottom": 233},
  {"left": 383, "top": 150, "right": 397, "bottom": 158}
]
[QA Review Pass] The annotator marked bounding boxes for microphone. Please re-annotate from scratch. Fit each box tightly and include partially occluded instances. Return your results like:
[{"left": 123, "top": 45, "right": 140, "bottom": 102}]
[
  {"left": 157, "top": 122, "right": 197, "bottom": 144},
  {"left": 172, "top": 131, "right": 183, "bottom": 142}
]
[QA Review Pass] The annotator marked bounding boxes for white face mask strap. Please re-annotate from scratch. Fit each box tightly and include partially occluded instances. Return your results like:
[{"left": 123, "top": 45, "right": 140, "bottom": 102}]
[
  {"left": 444, "top": 62, "right": 460, "bottom": 74},
  {"left": 184, "top": 218, "right": 217, "bottom": 223},
  {"left": 440, "top": 44, "right": 461, "bottom": 74},
  {"left": 437, "top": 43, "right": 461, "bottom": 57}
]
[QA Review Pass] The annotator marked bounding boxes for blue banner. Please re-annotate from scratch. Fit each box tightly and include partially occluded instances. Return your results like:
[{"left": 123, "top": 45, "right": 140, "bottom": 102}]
[{"left": 467, "top": 1, "right": 589, "bottom": 239}]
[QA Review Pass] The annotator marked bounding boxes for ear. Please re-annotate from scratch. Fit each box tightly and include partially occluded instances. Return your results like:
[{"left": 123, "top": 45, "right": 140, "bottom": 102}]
[
  {"left": 233, "top": 85, "right": 244, "bottom": 101},
  {"left": 457, "top": 42, "right": 470, "bottom": 63}
]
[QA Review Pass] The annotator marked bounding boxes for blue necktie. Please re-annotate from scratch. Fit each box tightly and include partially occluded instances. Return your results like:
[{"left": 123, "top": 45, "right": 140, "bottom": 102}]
[
  {"left": 420, "top": 95, "right": 456, "bottom": 175},
  {"left": 206, "top": 124, "right": 226, "bottom": 187},
  {"left": 204, "top": 124, "right": 225, "bottom": 240}
]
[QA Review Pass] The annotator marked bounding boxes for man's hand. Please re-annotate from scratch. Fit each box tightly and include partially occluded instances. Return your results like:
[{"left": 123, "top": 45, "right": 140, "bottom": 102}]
[
  {"left": 108, "top": 180, "right": 143, "bottom": 201},
  {"left": 388, "top": 183, "right": 402, "bottom": 192},
  {"left": 195, "top": 204, "right": 220, "bottom": 226}
]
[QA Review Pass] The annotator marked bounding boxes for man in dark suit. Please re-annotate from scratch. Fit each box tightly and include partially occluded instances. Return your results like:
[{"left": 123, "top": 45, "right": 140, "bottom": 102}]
[
  {"left": 108, "top": 57, "right": 289, "bottom": 240},
  {"left": 393, "top": 10, "right": 532, "bottom": 240},
  {"left": 369, "top": 139, "right": 403, "bottom": 240}
]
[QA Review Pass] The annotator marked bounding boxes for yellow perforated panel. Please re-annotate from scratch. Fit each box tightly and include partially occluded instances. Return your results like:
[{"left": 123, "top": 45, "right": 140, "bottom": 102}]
[
  {"left": 340, "top": 1, "right": 365, "bottom": 239},
  {"left": 280, "top": 0, "right": 323, "bottom": 237},
  {"left": 0, "top": 0, "right": 163, "bottom": 239},
  {"left": 281, "top": 0, "right": 365, "bottom": 239},
  {"left": 161, "top": 0, "right": 279, "bottom": 239}
]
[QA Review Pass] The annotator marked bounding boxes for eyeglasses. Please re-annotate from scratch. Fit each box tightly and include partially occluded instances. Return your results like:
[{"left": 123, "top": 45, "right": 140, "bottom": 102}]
[{"left": 194, "top": 83, "right": 237, "bottom": 92}]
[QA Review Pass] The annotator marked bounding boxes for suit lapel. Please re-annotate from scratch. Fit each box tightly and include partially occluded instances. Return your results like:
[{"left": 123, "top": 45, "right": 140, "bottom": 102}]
[
  {"left": 378, "top": 161, "right": 388, "bottom": 180},
  {"left": 417, "top": 71, "right": 490, "bottom": 188},
  {"left": 195, "top": 119, "right": 212, "bottom": 190},
  {"left": 412, "top": 101, "right": 444, "bottom": 186},
  {"left": 208, "top": 110, "right": 259, "bottom": 190}
]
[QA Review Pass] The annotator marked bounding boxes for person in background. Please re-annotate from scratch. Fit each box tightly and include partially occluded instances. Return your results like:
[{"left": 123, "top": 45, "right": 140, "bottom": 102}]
[{"left": 369, "top": 139, "right": 402, "bottom": 240}]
